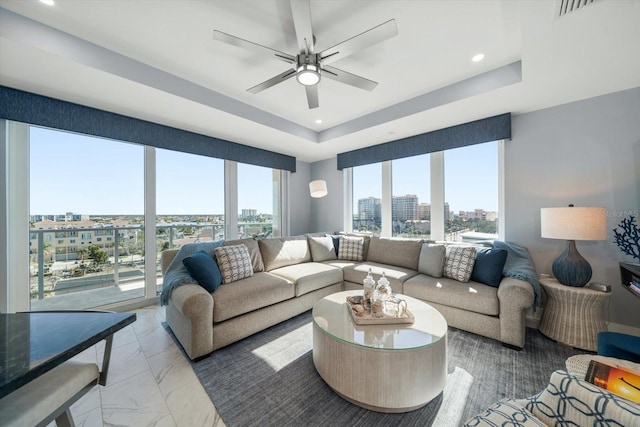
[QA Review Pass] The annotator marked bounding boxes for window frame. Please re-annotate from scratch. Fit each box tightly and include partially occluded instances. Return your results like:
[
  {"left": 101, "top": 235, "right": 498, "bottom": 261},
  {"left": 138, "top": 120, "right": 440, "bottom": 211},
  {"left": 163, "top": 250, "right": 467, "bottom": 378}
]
[
  {"left": 1, "top": 119, "right": 288, "bottom": 313},
  {"left": 346, "top": 140, "right": 505, "bottom": 240}
]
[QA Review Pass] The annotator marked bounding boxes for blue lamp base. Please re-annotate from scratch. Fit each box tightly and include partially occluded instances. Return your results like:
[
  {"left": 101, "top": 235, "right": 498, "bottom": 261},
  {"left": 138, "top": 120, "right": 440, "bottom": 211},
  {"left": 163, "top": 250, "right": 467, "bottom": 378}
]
[{"left": 552, "top": 240, "right": 592, "bottom": 287}]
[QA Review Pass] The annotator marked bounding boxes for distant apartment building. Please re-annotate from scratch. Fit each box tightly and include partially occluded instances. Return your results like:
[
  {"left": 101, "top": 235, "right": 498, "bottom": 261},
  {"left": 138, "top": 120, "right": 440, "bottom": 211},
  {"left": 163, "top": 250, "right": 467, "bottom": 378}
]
[
  {"left": 358, "top": 197, "right": 381, "bottom": 223},
  {"left": 458, "top": 209, "right": 498, "bottom": 221},
  {"left": 417, "top": 203, "right": 431, "bottom": 220},
  {"left": 392, "top": 194, "right": 418, "bottom": 222},
  {"left": 30, "top": 218, "right": 139, "bottom": 262},
  {"left": 241, "top": 209, "right": 257, "bottom": 219}
]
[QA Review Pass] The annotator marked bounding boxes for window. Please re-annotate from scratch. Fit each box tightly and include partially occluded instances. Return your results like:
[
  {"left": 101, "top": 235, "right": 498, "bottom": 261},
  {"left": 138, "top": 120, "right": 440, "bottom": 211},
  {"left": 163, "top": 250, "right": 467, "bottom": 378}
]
[
  {"left": 29, "top": 126, "right": 144, "bottom": 310},
  {"left": 352, "top": 163, "right": 382, "bottom": 234},
  {"left": 444, "top": 141, "right": 499, "bottom": 242},
  {"left": 156, "top": 149, "right": 225, "bottom": 288},
  {"left": 348, "top": 141, "right": 501, "bottom": 240},
  {"left": 237, "top": 163, "right": 280, "bottom": 238},
  {"left": 392, "top": 155, "right": 430, "bottom": 238}
]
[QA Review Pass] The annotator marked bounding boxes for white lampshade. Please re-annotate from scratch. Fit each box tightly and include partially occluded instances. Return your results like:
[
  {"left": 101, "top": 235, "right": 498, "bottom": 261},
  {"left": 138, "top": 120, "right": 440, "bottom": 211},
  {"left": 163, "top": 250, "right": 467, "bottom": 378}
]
[
  {"left": 309, "top": 180, "right": 328, "bottom": 198},
  {"left": 540, "top": 206, "right": 607, "bottom": 241}
]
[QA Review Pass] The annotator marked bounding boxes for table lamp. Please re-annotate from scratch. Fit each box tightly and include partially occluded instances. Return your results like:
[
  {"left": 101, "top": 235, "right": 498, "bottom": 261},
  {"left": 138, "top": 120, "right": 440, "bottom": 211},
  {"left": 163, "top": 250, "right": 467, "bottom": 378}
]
[{"left": 540, "top": 205, "right": 607, "bottom": 287}]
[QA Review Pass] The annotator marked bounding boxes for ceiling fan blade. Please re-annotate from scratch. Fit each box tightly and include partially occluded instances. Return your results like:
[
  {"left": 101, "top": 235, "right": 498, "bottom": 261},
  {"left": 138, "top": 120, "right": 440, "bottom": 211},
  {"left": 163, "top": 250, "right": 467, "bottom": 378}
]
[
  {"left": 320, "top": 19, "right": 398, "bottom": 65},
  {"left": 305, "top": 85, "right": 319, "bottom": 109},
  {"left": 247, "top": 69, "right": 297, "bottom": 94},
  {"left": 213, "top": 30, "right": 295, "bottom": 64},
  {"left": 321, "top": 66, "right": 378, "bottom": 91},
  {"left": 290, "top": 0, "right": 315, "bottom": 54}
]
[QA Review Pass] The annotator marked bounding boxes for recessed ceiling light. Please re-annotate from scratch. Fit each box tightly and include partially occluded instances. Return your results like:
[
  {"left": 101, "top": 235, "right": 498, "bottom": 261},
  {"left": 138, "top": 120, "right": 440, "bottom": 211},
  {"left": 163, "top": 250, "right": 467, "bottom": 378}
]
[
  {"left": 40, "top": 0, "right": 55, "bottom": 5},
  {"left": 472, "top": 53, "right": 485, "bottom": 62},
  {"left": 315, "top": 119, "right": 322, "bottom": 124}
]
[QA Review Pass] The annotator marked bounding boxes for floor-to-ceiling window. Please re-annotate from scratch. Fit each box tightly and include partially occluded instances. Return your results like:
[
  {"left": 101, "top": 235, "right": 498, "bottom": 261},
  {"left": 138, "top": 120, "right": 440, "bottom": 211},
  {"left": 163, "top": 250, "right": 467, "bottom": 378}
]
[
  {"left": 29, "top": 126, "right": 145, "bottom": 310},
  {"left": 444, "top": 141, "right": 499, "bottom": 241},
  {"left": 352, "top": 163, "right": 382, "bottom": 234},
  {"left": 237, "top": 163, "right": 281, "bottom": 238},
  {"left": 156, "top": 149, "right": 225, "bottom": 289},
  {"left": 392, "top": 154, "right": 430, "bottom": 238}
]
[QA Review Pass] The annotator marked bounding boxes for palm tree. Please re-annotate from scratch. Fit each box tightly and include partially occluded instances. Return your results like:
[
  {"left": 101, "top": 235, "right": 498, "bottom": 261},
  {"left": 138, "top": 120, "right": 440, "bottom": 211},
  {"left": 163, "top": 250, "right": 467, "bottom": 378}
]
[{"left": 76, "top": 248, "right": 88, "bottom": 263}]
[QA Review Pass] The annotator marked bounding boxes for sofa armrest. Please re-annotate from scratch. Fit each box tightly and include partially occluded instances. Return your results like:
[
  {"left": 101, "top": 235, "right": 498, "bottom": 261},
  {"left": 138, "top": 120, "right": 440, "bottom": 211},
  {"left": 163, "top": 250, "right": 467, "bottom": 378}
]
[
  {"left": 497, "top": 276, "right": 535, "bottom": 348},
  {"left": 521, "top": 370, "right": 640, "bottom": 426},
  {"left": 169, "top": 283, "right": 214, "bottom": 319},
  {"left": 160, "top": 249, "right": 179, "bottom": 275}
]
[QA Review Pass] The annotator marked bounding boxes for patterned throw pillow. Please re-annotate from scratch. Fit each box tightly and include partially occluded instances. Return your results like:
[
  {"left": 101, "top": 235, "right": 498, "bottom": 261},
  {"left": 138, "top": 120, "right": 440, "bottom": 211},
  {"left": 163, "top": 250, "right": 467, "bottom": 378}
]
[
  {"left": 215, "top": 244, "right": 254, "bottom": 284},
  {"left": 338, "top": 236, "right": 364, "bottom": 261},
  {"left": 443, "top": 245, "right": 477, "bottom": 282}
]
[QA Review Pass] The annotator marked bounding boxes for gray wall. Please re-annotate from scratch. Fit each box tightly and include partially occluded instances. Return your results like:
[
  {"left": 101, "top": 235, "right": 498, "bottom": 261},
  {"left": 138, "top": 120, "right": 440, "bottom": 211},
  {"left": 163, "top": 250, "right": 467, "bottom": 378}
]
[
  {"left": 288, "top": 160, "right": 311, "bottom": 236},
  {"left": 506, "top": 88, "right": 640, "bottom": 329},
  {"left": 309, "top": 157, "right": 344, "bottom": 234},
  {"left": 308, "top": 87, "right": 640, "bottom": 329}
]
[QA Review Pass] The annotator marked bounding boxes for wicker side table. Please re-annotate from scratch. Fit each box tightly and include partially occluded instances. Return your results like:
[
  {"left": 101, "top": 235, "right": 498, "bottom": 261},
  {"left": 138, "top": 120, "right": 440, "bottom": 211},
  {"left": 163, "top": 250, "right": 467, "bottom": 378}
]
[{"left": 539, "top": 278, "right": 610, "bottom": 351}]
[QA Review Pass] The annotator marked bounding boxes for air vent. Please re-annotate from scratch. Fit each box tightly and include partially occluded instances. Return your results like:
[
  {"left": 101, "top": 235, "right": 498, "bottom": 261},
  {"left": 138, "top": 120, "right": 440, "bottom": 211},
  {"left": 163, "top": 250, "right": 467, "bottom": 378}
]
[{"left": 557, "top": 0, "right": 600, "bottom": 17}]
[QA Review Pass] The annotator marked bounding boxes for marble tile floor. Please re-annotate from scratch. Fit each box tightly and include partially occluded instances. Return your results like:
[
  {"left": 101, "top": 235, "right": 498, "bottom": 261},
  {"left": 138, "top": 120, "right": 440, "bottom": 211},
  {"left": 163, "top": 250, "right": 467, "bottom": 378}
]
[{"left": 47, "top": 304, "right": 225, "bottom": 427}]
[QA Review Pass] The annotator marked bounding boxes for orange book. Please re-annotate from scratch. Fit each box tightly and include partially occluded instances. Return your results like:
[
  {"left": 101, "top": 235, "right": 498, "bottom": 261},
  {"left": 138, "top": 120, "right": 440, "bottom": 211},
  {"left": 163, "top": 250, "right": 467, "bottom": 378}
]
[{"left": 585, "top": 360, "right": 640, "bottom": 404}]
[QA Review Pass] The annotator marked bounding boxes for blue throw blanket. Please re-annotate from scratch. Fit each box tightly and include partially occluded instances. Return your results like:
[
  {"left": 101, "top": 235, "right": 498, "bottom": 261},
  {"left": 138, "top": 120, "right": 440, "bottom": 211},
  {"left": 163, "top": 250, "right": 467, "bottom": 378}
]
[
  {"left": 493, "top": 240, "right": 541, "bottom": 309},
  {"left": 160, "top": 240, "right": 224, "bottom": 306}
]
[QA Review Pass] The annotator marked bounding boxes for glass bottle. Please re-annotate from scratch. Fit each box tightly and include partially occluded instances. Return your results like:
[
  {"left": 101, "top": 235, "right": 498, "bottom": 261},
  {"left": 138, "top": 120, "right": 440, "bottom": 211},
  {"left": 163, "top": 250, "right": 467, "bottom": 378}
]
[
  {"left": 372, "top": 272, "right": 390, "bottom": 318},
  {"left": 363, "top": 268, "right": 375, "bottom": 311}
]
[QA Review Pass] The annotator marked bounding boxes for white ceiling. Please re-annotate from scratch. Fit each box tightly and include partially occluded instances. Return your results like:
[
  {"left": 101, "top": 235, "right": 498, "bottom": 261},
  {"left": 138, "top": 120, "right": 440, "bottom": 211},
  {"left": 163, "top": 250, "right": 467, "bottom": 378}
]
[{"left": 1, "top": 0, "right": 639, "bottom": 163}]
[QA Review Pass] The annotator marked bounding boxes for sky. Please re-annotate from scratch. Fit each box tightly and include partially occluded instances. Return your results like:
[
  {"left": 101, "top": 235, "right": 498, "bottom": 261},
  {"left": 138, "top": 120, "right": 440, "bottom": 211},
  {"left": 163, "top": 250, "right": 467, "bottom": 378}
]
[
  {"left": 352, "top": 142, "right": 498, "bottom": 213},
  {"left": 30, "top": 126, "right": 497, "bottom": 216}
]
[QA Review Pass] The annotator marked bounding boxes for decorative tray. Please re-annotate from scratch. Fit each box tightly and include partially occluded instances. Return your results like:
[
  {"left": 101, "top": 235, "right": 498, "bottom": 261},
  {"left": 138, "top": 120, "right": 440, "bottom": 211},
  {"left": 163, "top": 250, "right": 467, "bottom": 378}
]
[{"left": 345, "top": 295, "right": 415, "bottom": 325}]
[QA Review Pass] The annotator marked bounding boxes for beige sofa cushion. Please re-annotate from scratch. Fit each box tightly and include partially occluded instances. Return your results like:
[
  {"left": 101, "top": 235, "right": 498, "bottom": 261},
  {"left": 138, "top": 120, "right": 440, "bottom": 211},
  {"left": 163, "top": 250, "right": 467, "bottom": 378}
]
[
  {"left": 269, "top": 262, "right": 343, "bottom": 297},
  {"left": 223, "top": 238, "right": 265, "bottom": 272},
  {"left": 342, "top": 262, "right": 418, "bottom": 293},
  {"left": 403, "top": 274, "right": 499, "bottom": 316},
  {"left": 307, "top": 235, "right": 337, "bottom": 262},
  {"left": 212, "top": 272, "right": 294, "bottom": 322},
  {"left": 259, "top": 235, "right": 312, "bottom": 271},
  {"left": 366, "top": 237, "right": 423, "bottom": 270}
]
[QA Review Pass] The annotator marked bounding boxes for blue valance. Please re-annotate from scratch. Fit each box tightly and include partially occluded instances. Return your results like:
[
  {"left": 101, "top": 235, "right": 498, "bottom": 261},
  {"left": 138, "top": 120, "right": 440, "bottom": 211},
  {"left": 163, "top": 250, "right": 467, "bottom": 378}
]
[
  {"left": 0, "top": 85, "right": 296, "bottom": 172},
  {"left": 337, "top": 113, "right": 511, "bottom": 170}
]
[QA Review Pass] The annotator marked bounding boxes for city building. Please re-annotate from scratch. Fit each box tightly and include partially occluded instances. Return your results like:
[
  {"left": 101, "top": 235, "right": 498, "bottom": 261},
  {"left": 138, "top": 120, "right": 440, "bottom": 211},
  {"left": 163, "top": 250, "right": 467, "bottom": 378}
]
[{"left": 392, "top": 194, "right": 418, "bottom": 222}]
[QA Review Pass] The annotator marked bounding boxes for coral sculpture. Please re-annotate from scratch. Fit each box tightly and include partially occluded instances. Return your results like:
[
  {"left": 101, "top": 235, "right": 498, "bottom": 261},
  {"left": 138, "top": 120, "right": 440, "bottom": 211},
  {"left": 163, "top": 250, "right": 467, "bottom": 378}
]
[{"left": 613, "top": 215, "right": 640, "bottom": 262}]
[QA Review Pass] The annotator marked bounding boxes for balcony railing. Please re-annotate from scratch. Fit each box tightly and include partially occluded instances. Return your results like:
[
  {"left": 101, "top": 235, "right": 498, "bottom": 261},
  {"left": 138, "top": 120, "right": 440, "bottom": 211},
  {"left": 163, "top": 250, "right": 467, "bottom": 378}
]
[{"left": 29, "top": 221, "right": 273, "bottom": 309}]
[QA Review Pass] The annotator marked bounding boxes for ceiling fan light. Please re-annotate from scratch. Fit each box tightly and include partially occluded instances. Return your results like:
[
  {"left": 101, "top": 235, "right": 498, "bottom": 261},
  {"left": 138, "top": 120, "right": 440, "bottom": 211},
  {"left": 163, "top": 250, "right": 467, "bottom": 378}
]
[{"left": 296, "top": 64, "right": 320, "bottom": 86}]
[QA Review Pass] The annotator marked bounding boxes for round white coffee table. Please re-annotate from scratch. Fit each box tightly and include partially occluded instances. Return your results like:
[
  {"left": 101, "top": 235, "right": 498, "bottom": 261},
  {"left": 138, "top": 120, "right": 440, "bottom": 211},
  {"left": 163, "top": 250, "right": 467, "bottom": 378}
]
[{"left": 312, "top": 290, "right": 448, "bottom": 413}]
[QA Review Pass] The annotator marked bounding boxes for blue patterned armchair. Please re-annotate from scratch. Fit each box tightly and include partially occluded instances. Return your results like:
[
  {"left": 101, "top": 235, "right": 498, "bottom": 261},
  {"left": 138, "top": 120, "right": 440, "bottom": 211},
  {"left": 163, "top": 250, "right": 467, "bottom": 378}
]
[{"left": 464, "top": 369, "right": 640, "bottom": 426}]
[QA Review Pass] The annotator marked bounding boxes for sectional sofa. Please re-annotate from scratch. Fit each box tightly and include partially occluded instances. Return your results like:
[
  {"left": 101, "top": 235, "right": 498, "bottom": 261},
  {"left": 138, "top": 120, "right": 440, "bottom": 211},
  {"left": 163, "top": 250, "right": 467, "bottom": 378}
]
[{"left": 161, "top": 234, "right": 535, "bottom": 360}]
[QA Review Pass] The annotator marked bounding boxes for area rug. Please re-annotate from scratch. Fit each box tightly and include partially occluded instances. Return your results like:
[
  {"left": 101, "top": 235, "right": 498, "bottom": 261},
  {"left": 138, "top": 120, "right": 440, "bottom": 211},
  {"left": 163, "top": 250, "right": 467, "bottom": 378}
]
[{"left": 190, "top": 311, "right": 584, "bottom": 427}]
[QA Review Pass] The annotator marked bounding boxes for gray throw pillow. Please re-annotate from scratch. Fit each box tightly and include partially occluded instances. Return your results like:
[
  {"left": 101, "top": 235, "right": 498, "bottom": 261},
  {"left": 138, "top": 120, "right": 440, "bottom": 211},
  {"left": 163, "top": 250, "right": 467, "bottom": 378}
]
[
  {"left": 308, "top": 235, "right": 338, "bottom": 262},
  {"left": 418, "top": 243, "right": 446, "bottom": 277}
]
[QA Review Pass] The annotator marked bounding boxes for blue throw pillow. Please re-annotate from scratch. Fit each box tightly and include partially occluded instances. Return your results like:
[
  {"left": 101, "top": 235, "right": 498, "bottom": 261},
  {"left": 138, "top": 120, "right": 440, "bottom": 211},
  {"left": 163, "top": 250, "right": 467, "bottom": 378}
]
[
  {"left": 183, "top": 250, "right": 222, "bottom": 293},
  {"left": 470, "top": 247, "right": 508, "bottom": 287}
]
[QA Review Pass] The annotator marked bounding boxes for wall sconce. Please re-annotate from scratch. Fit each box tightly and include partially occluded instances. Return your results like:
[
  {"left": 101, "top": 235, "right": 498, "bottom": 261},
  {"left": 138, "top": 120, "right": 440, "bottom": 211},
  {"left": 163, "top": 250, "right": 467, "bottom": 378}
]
[
  {"left": 309, "top": 180, "right": 328, "bottom": 198},
  {"left": 540, "top": 204, "right": 606, "bottom": 287}
]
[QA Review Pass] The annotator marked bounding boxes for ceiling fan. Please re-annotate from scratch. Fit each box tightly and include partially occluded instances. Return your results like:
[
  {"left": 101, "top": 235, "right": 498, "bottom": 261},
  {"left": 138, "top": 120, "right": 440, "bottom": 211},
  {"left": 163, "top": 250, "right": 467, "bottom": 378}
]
[{"left": 213, "top": 0, "right": 398, "bottom": 109}]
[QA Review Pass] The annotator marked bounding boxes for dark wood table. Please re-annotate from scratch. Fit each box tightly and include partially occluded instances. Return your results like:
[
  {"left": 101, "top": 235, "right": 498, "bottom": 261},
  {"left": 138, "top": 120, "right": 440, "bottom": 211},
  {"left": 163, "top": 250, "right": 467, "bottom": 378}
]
[{"left": 0, "top": 311, "right": 136, "bottom": 398}]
